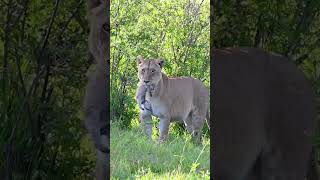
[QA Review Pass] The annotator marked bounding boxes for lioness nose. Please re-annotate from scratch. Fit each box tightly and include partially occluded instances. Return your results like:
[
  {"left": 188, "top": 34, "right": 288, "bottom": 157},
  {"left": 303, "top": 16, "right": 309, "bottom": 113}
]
[{"left": 144, "top": 80, "right": 150, "bottom": 84}]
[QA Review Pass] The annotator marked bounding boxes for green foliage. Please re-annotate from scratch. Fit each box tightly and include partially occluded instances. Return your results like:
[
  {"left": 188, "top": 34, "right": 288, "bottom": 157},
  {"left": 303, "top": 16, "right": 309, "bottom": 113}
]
[
  {"left": 110, "top": 0, "right": 210, "bottom": 128},
  {"left": 110, "top": 122, "right": 210, "bottom": 179},
  {"left": 0, "top": 0, "right": 94, "bottom": 178}
]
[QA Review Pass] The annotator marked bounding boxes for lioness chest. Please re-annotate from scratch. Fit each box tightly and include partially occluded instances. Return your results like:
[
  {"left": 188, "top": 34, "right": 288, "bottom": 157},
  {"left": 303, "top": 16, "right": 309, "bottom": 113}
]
[
  {"left": 146, "top": 78, "right": 195, "bottom": 122},
  {"left": 146, "top": 96, "right": 168, "bottom": 118}
]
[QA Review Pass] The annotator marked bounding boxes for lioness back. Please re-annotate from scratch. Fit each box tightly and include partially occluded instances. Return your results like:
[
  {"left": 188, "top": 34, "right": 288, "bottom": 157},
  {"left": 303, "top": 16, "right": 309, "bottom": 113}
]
[
  {"left": 155, "top": 74, "right": 209, "bottom": 122},
  {"left": 191, "top": 78, "right": 209, "bottom": 115}
]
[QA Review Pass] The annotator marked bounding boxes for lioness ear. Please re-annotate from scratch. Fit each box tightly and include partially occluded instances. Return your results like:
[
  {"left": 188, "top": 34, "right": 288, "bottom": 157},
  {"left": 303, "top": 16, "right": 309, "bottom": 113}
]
[
  {"left": 137, "top": 55, "right": 144, "bottom": 66},
  {"left": 157, "top": 59, "right": 165, "bottom": 68}
]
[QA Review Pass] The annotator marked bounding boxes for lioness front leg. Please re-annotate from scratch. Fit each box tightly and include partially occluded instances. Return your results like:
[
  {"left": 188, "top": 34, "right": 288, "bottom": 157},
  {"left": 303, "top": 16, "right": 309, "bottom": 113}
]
[
  {"left": 184, "top": 113, "right": 194, "bottom": 134},
  {"left": 191, "top": 113, "right": 205, "bottom": 143},
  {"left": 159, "top": 116, "right": 170, "bottom": 142},
  {"left": 140, "top": 110, "right": 153, "bottom": 138},
  {"left": 96, "top": 134, "right": 109, "bottom": 180}
]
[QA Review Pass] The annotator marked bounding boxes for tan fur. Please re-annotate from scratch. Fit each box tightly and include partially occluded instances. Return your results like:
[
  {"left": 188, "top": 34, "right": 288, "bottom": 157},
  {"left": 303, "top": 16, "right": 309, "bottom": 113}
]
[
  {"left": 87, "top": 0, "right": 108, "bottom": 71},
  {"left": 213, "top": 48, "right": 317, "bottom": 180},
  {"left": 84, "top": 0, "right": 109, "bottom": 179},
  {"left": 136, "top": 57, "right": 209, "bottom": 142}
]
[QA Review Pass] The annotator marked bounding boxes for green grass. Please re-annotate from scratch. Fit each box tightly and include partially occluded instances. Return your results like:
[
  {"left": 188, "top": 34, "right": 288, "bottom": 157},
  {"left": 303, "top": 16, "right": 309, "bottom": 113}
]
[{"left": 110, "top": 121, "right": 210, "bottom": 179}]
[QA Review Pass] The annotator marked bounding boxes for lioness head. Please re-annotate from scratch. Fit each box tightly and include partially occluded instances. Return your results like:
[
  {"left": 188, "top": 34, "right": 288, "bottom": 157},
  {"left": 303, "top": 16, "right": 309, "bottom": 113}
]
[{"left": 137, "top": 56, "right": 164, "bottom": 86}]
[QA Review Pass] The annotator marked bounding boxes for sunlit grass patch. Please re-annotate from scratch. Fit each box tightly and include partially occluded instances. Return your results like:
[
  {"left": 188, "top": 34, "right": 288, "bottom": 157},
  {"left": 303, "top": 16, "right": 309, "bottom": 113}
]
[{"left": 110, "top": 122, "right": 210, "bottom": 179}]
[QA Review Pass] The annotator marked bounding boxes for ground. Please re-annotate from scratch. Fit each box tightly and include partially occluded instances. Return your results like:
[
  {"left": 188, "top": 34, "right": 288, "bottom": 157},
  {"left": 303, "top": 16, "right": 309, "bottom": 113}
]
[{"left": 110, "top": 120, "right": 210, "bottom": 180}]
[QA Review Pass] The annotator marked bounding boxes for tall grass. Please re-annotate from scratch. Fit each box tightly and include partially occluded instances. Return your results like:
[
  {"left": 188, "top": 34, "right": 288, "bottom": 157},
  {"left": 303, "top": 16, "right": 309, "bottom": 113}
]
[{"left": 110, "top": 120, "right": 210, "bottom": 179}]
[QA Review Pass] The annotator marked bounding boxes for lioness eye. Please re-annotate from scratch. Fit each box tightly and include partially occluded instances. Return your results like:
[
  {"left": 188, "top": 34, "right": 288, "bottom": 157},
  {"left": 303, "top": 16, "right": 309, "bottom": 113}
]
[
  {"left": 151, "top": 69, "right": 155, "bottom": 73},
  {"left": 102, "top": 23, "right": 110, "bottom": 32}
]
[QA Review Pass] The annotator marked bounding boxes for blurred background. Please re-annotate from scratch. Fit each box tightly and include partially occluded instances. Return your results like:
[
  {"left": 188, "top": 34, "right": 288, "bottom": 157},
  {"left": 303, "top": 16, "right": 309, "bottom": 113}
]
[
  {"left": 0, "top": 0, "right": 96, "bottom": 179},
  {"left": 212, "top": 0, "right": 320, "bottom": 172}
]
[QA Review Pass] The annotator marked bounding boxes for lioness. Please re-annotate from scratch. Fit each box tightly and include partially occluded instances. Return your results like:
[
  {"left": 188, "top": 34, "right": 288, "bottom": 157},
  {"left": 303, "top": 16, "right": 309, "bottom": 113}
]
[
  {"left": 84, "top": 0, "right": 109, "bottom": 179},
  {"left": 136, "top": 56, "right": 209, "bottom": 142},
  {"left": 213, "top": 47, "right": 317, "bottom": 180}
]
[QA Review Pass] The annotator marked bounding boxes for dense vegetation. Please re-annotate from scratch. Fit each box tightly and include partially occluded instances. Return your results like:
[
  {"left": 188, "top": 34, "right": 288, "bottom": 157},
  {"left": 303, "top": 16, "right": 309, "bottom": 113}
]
[{"left": 0, "top": 0, "right": 95, "bottom": 179}]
